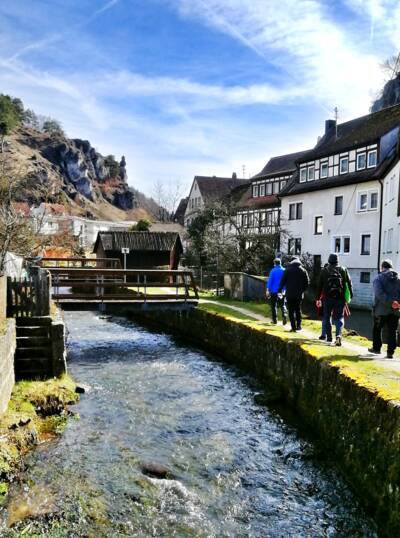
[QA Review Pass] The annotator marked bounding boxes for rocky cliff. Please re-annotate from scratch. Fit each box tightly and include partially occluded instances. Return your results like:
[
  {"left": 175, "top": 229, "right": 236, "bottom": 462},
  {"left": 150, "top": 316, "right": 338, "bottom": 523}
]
[
  {"left": 371, "top": 73, "right": 400, "bottom": 112},
  {"left": 7, "top": 127, "right": 140, "bottom": 220}
]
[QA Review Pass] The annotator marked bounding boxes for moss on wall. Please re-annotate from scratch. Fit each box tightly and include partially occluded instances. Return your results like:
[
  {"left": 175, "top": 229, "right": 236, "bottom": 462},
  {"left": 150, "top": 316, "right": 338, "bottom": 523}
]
[{"left": 137, "top": 307, "right": 400, "bottom": 538}]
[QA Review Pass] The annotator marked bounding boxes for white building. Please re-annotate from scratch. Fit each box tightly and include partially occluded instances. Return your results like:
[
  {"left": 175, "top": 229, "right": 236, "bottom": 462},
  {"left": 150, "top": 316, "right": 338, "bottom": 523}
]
[
  {"left": 184, "top": 174, "right": 248, "bottom": 227},
  {"left": 381, "top": 160, "right": 400, "bottom": 269},
  {"left": 280, "top": 105, "right": 400, "bottom": 308},
  {"left": 235, "top": 150, "right": 310, "bottom": 237},
  {"left": 30, "top": 203, "right": 137, "bottom": 248}
]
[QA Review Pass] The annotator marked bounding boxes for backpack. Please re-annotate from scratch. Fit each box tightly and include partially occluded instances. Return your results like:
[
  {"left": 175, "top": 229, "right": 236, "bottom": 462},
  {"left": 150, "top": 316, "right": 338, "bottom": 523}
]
[{"left": 326, "top": 266, "right": 344, "bottom": 299}]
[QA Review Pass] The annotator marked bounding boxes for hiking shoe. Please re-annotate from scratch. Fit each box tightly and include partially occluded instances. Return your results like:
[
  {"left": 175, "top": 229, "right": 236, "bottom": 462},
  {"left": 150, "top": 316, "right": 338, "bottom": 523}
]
[
  {"left": 386, "top": 353, "right": 394, "bottom": 359},
  {"left": 327, "top": 337, "right": 333, "bottom": 343},
  {"left": 290, "top": 328, "right": 296, "bottom": 332},
  {"left": 296, "top": 326, "right": 302, "bottom": 331},
  {"left": 282, "top": 318, "right": 287, "bottom": 326},
  {"left": 335, "top": 336, "right": 342, "bottom": 347},
  {"left": 318, "top": 335, "right": 326, "bottom": 341},
  {"left": 368, "top": 348, "right": 380, "bottom": 354},
  {"left": 272, "top": 321, "right": 278, "bottom": 325}
]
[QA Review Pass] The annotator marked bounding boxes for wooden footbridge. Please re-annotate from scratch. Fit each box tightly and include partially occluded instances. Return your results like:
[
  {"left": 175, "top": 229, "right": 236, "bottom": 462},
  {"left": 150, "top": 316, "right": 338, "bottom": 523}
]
[{"left": 27, "top": 257, "right": 199, "bottom": 309}]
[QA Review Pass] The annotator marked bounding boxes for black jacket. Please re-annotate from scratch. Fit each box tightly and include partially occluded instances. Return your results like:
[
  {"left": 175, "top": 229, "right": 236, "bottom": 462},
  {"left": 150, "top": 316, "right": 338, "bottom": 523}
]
[
  {"left": 278, "top": 261, "right": 309, "bottom": 300},
  {"left": 316, "top": 264, "right": 353, "bottom": 301}
]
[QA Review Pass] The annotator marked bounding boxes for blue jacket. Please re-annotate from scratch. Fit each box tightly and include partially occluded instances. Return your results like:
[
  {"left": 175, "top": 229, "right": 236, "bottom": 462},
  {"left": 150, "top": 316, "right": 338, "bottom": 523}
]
[
  {"left": 373, "top": 269, "right": 400, "bottom": 316},
  {"left": 267, "top": 265, "right": 285, "bottom": 294}
]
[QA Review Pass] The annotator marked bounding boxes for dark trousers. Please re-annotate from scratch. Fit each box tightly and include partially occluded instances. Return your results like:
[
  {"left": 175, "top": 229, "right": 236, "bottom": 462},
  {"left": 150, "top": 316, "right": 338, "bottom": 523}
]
[
  {"left": 372, "top": 314, "right": 399, "bottom": 355},
  {"left": 270, "top": 293, "right": 287, "bottom": 323},
  {"left": 286, "top": 298, "right": 302, "bottom": 330}
]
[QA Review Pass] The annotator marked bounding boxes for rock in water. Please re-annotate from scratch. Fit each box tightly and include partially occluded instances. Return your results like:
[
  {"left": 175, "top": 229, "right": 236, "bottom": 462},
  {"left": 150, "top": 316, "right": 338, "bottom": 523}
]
[{"left": 140, "top": 462, "right": 174, "bottom": 480}]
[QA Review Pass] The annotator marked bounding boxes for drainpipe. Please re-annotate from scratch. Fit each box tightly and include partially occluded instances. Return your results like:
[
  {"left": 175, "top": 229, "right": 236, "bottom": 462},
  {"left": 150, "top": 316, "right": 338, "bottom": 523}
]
[{"left": 377, "top": 177, "right": 384, "bottom": 272}]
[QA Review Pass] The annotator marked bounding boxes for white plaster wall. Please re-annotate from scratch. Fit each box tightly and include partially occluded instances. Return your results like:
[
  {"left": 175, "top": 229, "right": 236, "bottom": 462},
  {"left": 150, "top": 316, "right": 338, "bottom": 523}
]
[
  {"left": 381, "top": 161, "right": 400, "bottom": 271},
  {"left": 184, "top": 179, "right": 204, "bottom": 226},
  {"left": 281, "top": 180, "right": 382, "bottom": 308}
]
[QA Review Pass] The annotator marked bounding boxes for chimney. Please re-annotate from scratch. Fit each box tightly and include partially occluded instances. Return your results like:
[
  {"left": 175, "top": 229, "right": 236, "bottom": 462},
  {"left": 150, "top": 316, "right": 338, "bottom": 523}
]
[{"left": 325, "top": 119, "right": 336, "bottom": 136}]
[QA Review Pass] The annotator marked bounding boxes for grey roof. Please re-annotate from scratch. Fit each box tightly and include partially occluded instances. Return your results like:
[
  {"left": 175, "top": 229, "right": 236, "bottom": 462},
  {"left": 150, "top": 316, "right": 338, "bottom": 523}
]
[
  {"left": 252, "top": 149, "right": 312, "bottom": 179},
  {"left": 94, "top": 231, "right": 182, "bottom": 253},
  {"left": 195, "top": 176, "right": 249, "bottom": 202},
  {"left": 173, "top": 197, "right": 188, "bottom": 224},
  {"left": 303, "top": 102, "right": 400, "bottom": 161}
]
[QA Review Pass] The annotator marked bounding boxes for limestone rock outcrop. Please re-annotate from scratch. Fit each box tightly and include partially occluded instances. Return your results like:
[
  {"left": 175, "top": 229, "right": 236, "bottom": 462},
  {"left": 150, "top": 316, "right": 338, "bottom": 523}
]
[{"left": 371, "top": 74, "right": 400, "bottom": 112}]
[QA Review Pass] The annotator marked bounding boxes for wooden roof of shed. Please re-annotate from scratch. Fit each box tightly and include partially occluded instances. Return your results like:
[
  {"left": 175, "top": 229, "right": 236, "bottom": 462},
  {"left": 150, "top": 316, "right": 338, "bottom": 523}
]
[{"left": 93, "top": 231, "right": 182, "bottom": 253}]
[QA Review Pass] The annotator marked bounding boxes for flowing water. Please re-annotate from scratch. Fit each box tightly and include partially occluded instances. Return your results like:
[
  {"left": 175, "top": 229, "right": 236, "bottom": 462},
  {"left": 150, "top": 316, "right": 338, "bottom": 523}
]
[{"left": 0, "top": 311, "right": 377, "bottom": 537}]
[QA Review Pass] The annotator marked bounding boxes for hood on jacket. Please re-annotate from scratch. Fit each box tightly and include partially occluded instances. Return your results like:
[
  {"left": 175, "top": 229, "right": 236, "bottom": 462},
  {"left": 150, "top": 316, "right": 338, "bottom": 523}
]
[
  {"left": 381, "top": 269, "right": 398, "bottom": 281},
  {"left": 290, "top": 257, "right": 302, "bottom": 266}
]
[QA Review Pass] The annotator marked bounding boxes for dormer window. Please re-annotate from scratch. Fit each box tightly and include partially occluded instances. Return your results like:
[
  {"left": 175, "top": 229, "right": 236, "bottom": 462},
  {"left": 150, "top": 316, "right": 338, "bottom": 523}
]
[
  {"left": 320, "top": 162, "right": 328, "bottom": 178},
  {"left": 307, "top": 166, "right": 314, "bottom": 181},
  {"left": 300, "top": 168, "right": 307, "bottom": 182},
  {"left": 367, "top": 150, "right": 377, "bottom": 168},
  {"left": 340, "top": 157, "right": 349, "bottom": 174},
  {"left": 356, "top": 153, "right": 366, "bottom": 170}
]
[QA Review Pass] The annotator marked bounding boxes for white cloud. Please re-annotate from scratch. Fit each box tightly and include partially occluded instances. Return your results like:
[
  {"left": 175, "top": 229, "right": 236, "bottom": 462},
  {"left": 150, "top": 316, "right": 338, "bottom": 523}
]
[{"left": 169, "top": 0, "right": 389, "bottom": 117}]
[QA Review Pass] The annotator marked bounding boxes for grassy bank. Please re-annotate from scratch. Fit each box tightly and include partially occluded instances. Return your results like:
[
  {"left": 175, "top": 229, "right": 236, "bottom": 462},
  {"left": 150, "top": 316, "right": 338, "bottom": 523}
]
[{"left": 0, "top": 375, "right": 78, "bottom": 505}]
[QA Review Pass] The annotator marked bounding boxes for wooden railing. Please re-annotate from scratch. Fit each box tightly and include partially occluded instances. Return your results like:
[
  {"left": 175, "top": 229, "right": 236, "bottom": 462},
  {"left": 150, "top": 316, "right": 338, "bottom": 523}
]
[
  {"left": 26, "top": 257, "right": 122, "bottom": 269},
  {"left": 48, "top": 268, "right": 199, "bottom": 303},
  {"left": 7, "top": 267, "right": 51, "bottom": 317}
]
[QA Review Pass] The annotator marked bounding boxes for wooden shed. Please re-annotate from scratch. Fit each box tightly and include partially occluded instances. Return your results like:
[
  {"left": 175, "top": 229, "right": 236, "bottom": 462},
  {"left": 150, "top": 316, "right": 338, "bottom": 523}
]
[{"left": 93, "top": 231, "right": 183, "bottom": 270}]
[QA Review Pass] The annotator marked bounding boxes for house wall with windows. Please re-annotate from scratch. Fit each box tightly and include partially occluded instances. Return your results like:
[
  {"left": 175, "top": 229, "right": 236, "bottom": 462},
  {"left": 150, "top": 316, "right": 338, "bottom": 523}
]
[
  {"left": 184, "top": 178, "right": 204, "bottom": 227},
  {"left": 281, "top": 180, "right": 381, "bottom": 307},
  {"left": 381, "top": 161, "right": 400, "bottom": 270}
]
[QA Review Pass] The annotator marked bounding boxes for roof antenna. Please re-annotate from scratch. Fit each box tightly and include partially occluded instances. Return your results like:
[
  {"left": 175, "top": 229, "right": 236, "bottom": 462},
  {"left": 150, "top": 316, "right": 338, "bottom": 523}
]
[{"left": 334, "top": 106, "right": 338, "bottom": 138}]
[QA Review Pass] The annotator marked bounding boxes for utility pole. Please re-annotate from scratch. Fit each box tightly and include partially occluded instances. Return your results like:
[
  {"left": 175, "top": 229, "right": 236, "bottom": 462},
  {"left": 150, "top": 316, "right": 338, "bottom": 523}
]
[{"left": 242, "top": 164, "right": 246, "bottom": 179}]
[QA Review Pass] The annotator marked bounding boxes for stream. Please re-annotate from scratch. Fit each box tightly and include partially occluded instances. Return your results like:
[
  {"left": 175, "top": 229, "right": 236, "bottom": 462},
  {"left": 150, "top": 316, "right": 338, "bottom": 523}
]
[{"left": 0, "top": 311, "right": 377, "bottom": 537}]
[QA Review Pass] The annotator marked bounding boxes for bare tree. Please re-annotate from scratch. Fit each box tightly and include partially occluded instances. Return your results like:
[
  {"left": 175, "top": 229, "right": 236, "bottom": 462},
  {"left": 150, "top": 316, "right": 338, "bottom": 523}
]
[
  {"left": 151, "top": 179, "right": 185, "bottom": 222},
  {"left": 0, "top": 154, "right": 47, "bottom": 273},
  {"left": 380, "top": 53, "right": 400, "bottom": 81},
  {"left": 186, "top": 196, "right": 286, "bottom": 274}
]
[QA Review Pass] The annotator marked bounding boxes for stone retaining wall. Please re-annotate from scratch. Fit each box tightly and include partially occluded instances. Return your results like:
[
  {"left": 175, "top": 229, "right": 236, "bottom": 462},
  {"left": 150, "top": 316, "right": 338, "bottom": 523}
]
[
  {"left": 0, "top": 319, "right": 16, "bottom": 414},
  {"left": 138, "top": 308, "right": 400, "bottom": 537}
]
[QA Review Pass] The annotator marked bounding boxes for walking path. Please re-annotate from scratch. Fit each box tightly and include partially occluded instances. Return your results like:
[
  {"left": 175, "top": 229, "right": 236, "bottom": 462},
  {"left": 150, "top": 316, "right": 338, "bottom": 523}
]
[{"left": 200, "top": 299, "right": 400, "bottom": 372}]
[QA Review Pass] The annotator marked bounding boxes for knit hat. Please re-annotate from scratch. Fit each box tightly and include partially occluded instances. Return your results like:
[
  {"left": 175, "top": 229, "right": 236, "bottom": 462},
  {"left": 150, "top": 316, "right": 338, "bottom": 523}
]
[
  {"left": 274, "top": 258, "right": 281, "bottom": 265},
  {"left": 381, "top": 259, "right": 393, "bottom": 269},
  {"left": 328, "top": 253, "right": 338, "bottom": 265}
]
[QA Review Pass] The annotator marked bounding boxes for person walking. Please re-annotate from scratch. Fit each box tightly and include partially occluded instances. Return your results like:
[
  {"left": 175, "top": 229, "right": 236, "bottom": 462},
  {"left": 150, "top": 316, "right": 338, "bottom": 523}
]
[
  {"left": 278, "top": 257, "right": 309, "bottom": 332},
  {"left": 368, "top": 259, "right": 400, "bottom": 359},
  {"left": 316, "top": 253, "right": 353, "bottom": 347},
  {"left": 266, "top": 258, "right": 287, "bottom": 325}
]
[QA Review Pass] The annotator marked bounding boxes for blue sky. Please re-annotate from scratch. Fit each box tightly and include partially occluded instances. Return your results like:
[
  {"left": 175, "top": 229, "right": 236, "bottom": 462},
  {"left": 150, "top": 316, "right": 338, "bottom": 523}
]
[{"left": 0, "top": 0, "right": 399, "bottom": 196}]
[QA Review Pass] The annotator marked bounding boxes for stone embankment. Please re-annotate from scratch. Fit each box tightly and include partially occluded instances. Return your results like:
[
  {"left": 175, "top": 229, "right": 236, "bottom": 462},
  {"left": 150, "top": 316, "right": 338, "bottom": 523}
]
[{"left": 137, "top": 301, "right": 400, "bottom": 537}]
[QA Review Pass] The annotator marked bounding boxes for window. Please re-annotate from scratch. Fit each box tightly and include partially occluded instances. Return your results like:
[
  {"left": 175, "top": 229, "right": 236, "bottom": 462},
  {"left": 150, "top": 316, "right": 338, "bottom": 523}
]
[
  {"left": 308, "top": 166, "right": 315, "bottom": 181},
  {"left": 314, "top": 216, "right": 323, "bottom": 235},
  {"left": 387, "top": 228, "right": 394, "bottom": 253},
  {"left": 367, "top": 149, "right": 377, "bottom": 168},
  {"left": 280, "top": 180, "right": 287, "bottom": 190},
  {"left": 358, "top": 193, "right": 368, "bottom": 211},
  {"left": 320, "top": 162, "right": 328, "bottom": 178},
  {"left": 289, "top": 202, "right": 302, "bottom": 220},
  {"left": 333, "top": 235, "right": 351, "bottom": 254},
  {"left": 340, "top": 156, "right": 349, "bottom": 174},
  {"left": 252, "top": 184, "right": 259, "bottom": 198},
  {"left": 389, "top": 177, "right": 395, "bottom": 201},
  {"left": 248, "top": 213, "right": 254, "bottom": 227},
  {"left": 242, "top": 214, "right": 248, "bottom": 227},
  {"left": 266, "top": 182, "right": 273, "bottom": 195},
  {"left": 360, "top": 272, "right": 370, "bottom": 283},
  {"left": 300, "top": 168, "right": 307, "bottom": 182},
  {"left": 370, "top": 191, "right": 378, "bottom": 210},
  {"left": 361, "top": 234, "right": 371, "bottom": 255},
  {"left": 357, "top": 153, "right": 366, "bottom": 170},
  {"left": 273, "top": 181, "right": 279, "bottom": 194},
  {"left": 334, "top": 196, "right": 343, "bottom": 215},
  {"left": 288, "top": 238, "right": 302, "bottom": 255},
  {"left": 259, "top": 183, "right": 265, "bottom": 197}
]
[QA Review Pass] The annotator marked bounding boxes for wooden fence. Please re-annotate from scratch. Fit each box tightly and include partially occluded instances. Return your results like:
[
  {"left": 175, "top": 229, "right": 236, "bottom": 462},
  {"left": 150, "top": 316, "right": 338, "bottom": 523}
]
[
  {"left": 26, "top": 257, "right": 122, "bottom": 269},
  {"left": 7, "top": 267, "right": 51, "bottom": 317}
]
